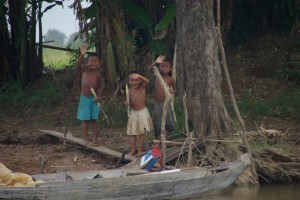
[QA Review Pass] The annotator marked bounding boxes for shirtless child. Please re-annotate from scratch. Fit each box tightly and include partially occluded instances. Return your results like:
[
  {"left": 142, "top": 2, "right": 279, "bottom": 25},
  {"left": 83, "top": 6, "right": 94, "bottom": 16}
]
[
  {"left": 125, "top": 72, "right": 153, "bottom": 156},
  {"left": 149, "top": 55, "right": 176, "bottom": 140},
  {"left": 77, "top": 44, "right": 103, "bottom": 146}
]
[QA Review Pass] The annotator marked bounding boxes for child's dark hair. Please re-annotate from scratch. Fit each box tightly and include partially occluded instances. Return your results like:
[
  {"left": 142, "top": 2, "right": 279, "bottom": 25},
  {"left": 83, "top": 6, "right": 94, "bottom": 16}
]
[
  {"left": 88, "top": 52, "right": 100, "bottom": 60},
  {"left": 129, "top": 70, "right": 141, "bottom": 75},
  {"left": 160, "top": 59, "right": 173, "bottom": 76},
  {"left": 163, "top": 59, "right": 172, "bottom": 66}
]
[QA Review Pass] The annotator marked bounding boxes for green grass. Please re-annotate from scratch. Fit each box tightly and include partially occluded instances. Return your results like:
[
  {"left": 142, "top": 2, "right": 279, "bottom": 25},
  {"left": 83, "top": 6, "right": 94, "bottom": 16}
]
[
  {"left": 249, "top": 137, "right": 295, "bottom": 154},
  {"left": 43, "top": 49, "right": 70, "bottom": 70},
  {"left": 237, "top": 86, "right": 300, "bottom": 119},
  {"left": 0, "top": 79, "right": 27, "bottom": 107},
  {"left": 0, "top": 78, "right": 64, "bottom": 111}
]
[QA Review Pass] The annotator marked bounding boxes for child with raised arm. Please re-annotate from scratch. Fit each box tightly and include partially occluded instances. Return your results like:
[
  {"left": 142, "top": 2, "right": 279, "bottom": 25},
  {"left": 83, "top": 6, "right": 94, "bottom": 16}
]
[
  {"left": 125, "top": 71, "right": 153, "bottom": 156},
  {"left": 77, "top": 44, "right": 103, "bottom": 146},
  {"left": 149, "top": 55, "right": 176, "bottom": 140}
]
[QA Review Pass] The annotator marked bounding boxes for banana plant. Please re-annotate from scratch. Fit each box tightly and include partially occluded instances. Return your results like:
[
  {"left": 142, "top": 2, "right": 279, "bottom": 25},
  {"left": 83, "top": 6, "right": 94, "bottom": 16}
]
[
  {"left": 0, "top": 0, "right": 65, "bottom": 86},
  {"left": 123, "top": 0, "right": 176, "bottom": 56},
  {"left": 74, "top": 0, "right": 135, "bottom": 87},
  {"left": 72, "top": 0, "right": 176, "bottom": 87}
]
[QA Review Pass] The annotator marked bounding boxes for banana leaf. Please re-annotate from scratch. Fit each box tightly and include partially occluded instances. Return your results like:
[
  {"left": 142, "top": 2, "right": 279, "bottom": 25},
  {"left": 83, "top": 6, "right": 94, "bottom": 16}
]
[
  {"left": 0, "top": 0, "right": 6, "bottom": 7},
  {"left": 41, "top": 1, "right": 63, "bottom": 16},
  {"left": 111, "top": 16, "right": 128, "bottom": 75},
  {"left": 149, "top": 39, "right": 165, "bottom": 55},
  {"left": 44, "top": 0, "right": 63, "bottom": 4},
  {"left": 0, "top": 0, "right": 7, "bottom": 18},
  {"left": 123, "top": 1, "right": 153, "bottom": 31},
  {"left": 155, "top": 3, "right": 176, "bottom": 32},
  {"left": 82, "top": 2, "right": 98, "bottom": 20}
]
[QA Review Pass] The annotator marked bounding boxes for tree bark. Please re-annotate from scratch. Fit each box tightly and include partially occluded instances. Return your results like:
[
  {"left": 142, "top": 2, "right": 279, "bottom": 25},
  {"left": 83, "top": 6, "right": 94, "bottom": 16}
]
[
  {"left": 29, "top": 0, "right": 38, "bottom": 81},
  {"left": 0, "top": 2, "right": 13, "bottom": 82},
  {"left": 37, "top": 0, "right": 43, "bottom": 72},
  {"left": 176, "top": 0, "right": 233, "bottom": 137},
  {"left": 18, "top": 0, "right": 27, "bottom": 86}
]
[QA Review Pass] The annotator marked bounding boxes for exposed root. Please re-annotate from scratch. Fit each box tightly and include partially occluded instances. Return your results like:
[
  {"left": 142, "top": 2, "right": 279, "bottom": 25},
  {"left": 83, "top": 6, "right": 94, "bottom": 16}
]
[{"left": 253, "top": 149, "right": 300, "bottom": 184}]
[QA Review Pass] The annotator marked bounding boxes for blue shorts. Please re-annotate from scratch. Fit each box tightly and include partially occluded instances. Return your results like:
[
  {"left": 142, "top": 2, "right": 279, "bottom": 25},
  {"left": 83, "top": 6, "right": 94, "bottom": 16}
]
[{"left": 77, "top": 96, "right": 100, "bottom": 120}]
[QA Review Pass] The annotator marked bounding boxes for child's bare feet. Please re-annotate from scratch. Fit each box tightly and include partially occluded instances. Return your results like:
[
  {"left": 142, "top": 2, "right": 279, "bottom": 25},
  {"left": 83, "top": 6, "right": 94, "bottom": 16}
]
[
  {"left": 127, "top": 151, "right": 136, "bottom": 156},
  {"left": 83, "top": 140, "right": 90, "bottom": 146},
  {"left": 90, "top": 140, "right": 99, "bottom": 147}
]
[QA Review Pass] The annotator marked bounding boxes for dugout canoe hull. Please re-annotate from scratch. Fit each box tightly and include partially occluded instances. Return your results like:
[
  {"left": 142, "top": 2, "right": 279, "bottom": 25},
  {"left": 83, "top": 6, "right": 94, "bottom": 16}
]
[{"left": 0, "top": 154, "right": 249, "bottom": 200}]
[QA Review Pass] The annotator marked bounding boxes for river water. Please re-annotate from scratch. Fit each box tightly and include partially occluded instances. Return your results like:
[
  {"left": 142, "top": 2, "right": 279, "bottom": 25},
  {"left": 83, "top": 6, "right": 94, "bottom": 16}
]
[{"left": 193, "top": 184, "right": 300, "bottom": 200}]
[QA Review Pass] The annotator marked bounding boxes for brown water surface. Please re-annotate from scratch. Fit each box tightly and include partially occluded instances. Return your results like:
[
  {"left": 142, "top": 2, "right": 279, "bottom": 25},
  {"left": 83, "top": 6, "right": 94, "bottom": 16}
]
[{"left": 193, "top": 184, "right": 300, "bottom": 200}]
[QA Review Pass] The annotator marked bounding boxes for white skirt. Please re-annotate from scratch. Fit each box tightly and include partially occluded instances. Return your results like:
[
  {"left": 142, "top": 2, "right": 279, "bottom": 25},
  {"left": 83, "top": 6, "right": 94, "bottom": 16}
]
[{"left": 126, "top": 107, "right": 153, "bottom": 135}]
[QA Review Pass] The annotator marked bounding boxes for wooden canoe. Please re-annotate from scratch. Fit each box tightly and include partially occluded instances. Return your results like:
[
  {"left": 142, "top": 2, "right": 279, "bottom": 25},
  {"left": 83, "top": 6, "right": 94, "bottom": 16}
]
[{"left": 0, "top": 154, "right": 249, "bottom": 200}]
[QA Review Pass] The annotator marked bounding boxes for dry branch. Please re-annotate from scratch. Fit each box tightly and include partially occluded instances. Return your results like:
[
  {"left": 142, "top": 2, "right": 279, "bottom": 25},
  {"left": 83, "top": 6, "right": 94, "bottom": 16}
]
[
  {"left": 152, "top": 66, "right": 173, "bottom": 167},
  {"left": 216, "top": 0, "right": 258, "bottom": 183}
]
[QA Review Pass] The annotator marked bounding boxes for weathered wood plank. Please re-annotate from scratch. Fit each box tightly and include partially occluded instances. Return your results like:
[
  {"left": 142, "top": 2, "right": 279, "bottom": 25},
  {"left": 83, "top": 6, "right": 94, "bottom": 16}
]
[{"left": 39, "top": 129, "right": 135, "bottom": 162}]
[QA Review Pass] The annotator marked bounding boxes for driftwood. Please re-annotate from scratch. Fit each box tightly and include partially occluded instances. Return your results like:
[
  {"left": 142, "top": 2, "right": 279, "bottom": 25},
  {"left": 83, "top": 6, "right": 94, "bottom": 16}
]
[
  {"left": 238, "top": 142, "right": 300, "bottom": 184},
  {"left": 166, "top": 139, "right": 203, "bottom": 163},
  {"left": 166, "top": 129, "right": 300, "bottom": 185},
  {"left": 192, "top": 125, "right": 300, "bottom": 185},
  {"left": 39, "top": 129, "right": 135, "bottom": 162}
]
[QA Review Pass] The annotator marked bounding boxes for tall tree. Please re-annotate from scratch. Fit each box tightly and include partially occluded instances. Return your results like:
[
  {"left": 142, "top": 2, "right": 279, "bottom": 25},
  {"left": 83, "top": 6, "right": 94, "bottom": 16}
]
[
  {"left": 8, "top": 0, "right": 27, "bottom": 85},
  {"left": 0, "top": 0, "right": 64, "bottom": 85},
  {"left": 44, "top": 29, "right": 67, "bottom": 47},
  {"left": 0, "top": 0, "right": 14, "bottom": 82},
  {"left": 176, "top": 0, "right": 233, "bottom": 137},
  {"left": 66, "top": 32, "right": 83, "bottom": 49}
]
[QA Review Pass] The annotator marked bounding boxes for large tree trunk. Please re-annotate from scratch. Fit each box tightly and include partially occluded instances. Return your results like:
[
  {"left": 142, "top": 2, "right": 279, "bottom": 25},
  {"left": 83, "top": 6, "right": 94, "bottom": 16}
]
[
  {"left": 37, "top": 0, "right": 43, "bottom": 72},
  {"left": 28, "top": 0, "right": 40, "bottom": 82},
  {"left": 176, "top": 0, "right": 233, "bottom": 137},
  {"left": 9, "top": 0, "right": 28, "bottom": 86},
  {"left": 18, "top": 0, "right": 28, "bottom": 86},
  {"left": 0, "top": 1, "right": 13, "bottom": 82}
]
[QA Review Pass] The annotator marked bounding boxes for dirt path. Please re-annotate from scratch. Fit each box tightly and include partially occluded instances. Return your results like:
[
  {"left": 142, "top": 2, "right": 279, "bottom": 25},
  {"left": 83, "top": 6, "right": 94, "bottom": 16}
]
[{"left": 0, "top": 114, "right": 132, "bottom": 175}]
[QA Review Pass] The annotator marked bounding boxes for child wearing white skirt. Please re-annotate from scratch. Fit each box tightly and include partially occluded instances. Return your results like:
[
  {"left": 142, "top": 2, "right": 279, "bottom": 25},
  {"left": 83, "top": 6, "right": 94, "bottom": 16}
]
[{"left": 125, "top": 72, "right": 153, "bottom": 156}]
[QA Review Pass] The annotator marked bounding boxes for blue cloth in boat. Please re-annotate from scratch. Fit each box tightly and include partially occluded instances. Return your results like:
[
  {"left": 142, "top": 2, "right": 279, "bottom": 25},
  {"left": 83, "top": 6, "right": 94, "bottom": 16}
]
[
  {"left": 143, "top": 146, "right": 161, "bottom": 171},
  {"left": 77, "top": 96, "right": 99, "bottom": 120}
]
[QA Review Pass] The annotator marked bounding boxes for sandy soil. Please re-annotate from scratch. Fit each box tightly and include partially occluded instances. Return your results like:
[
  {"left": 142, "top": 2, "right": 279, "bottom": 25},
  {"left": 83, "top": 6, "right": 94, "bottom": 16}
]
[{"left": 0, "top": 114, "right": 133, "bottom": 175}]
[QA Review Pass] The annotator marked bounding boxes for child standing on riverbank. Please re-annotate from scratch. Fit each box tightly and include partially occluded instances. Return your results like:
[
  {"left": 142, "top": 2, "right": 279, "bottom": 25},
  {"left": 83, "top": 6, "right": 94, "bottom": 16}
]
[
  {"left": 76, "top": 44, "right": 103, "bottom": 146},
  {"left": 125, "top": 71, "right": 153, "bottom": 156},
  {"left": 149, "top": 55, "right": 176, "bottom": 140}
]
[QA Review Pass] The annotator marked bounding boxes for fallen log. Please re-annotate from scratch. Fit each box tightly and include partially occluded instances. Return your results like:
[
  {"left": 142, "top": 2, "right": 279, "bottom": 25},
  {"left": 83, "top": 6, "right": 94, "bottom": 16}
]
[{"left": 38, "top": 129, "right": 135, "bottom": 162}]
